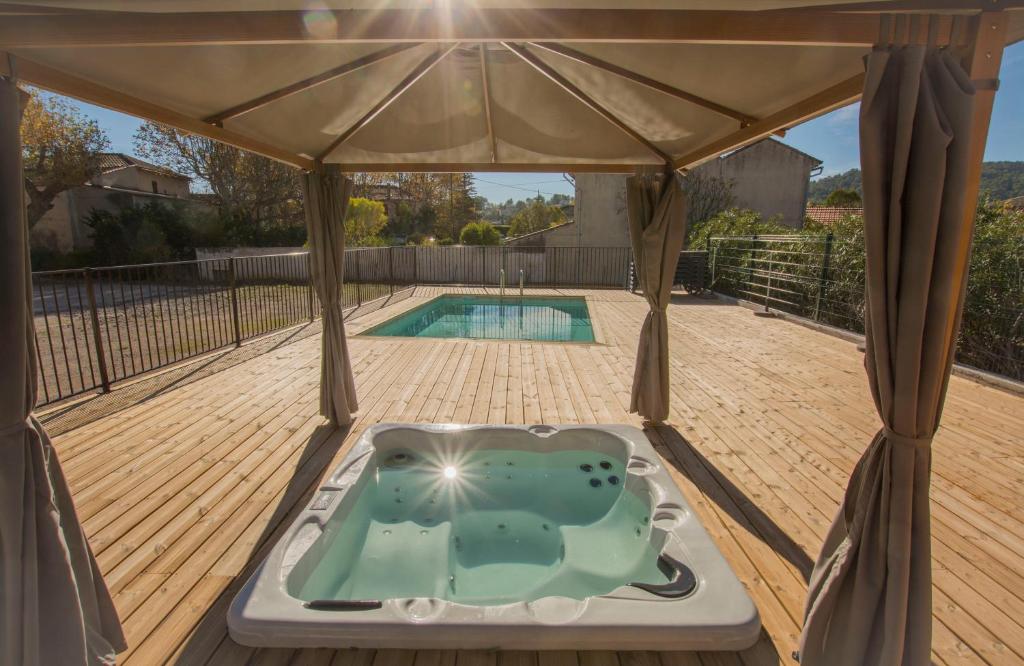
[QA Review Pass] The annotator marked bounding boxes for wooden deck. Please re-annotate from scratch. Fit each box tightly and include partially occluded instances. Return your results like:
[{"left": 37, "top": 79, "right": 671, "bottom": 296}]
[{"left": 51, "top": 287, "right": 1024, "bottom": 665}]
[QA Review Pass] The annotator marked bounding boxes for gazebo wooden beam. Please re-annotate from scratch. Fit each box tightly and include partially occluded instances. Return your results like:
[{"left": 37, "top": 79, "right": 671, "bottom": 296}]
[
  {"left": 0, "top": 9, "right": 904, "bottom": 48},
  {"left": 673, "top": 72, "right": 865, "bottom": 171},
  {"left": 503, "top": 41, "right": 672, "bottom": 164},
  {"left": 331, "top": 162, "right": 646, "bottom": 173},
  {"left": 0, "top": 51, "right": 314, "bottom": 170},
  {"left": 204, "top": 43, "right": 422, "bottom": 125},
  {"left": 317, "top": 43, "right": 459, "bottom": 162},
  {"left": 478, "top": 45, "right": 498, "bottom": 164},
  {"left": 529, "top": 42, "right": 757, "bottom": 126}
]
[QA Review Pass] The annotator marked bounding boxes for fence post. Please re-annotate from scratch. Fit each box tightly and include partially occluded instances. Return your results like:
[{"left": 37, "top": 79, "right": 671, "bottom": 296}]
[
  {"left": 83, "top": 268, "right": 111, "bottom": 393},
  {"left": 813, "top": 232, "right": 833, "bottom": 321},
  {"left": 306, "top": 253, "right": 315, "bottom": 321},
  {"left": 228, "top": 257, "right": 242, "bottom": 347},
  {"left": 708, "top": 239, "right": 717, "bottom": 289},
  {"left": 388, "top": 246, "right": 395, "bottom": 296},
  {"left": 354, "top": 251, "right": 362, "bottom": 307}
]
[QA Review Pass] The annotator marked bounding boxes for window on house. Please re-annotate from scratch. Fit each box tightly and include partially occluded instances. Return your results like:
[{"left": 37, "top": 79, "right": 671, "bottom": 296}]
[{"left": 152, "top": 180, "right": 158, "bottom": 194}]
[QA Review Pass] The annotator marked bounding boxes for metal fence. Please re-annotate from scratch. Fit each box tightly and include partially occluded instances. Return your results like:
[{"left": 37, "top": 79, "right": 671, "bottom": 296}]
[
  {"left": 707, "top": 234, "right": 1023, "bottom": 381},
  {"left": 31, "top": 252, "right": 409, "bottom": 406},
  {"left": 351, "top": 245, "right": 632, "bottom": 287},
  {"left": 32, "top": 245, "right": 632, "bottom": 406}
]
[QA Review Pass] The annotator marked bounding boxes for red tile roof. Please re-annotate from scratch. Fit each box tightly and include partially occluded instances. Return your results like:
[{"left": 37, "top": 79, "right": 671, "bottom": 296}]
[{"left": 806, "top": 206, "right": 863, "bottom": 225}]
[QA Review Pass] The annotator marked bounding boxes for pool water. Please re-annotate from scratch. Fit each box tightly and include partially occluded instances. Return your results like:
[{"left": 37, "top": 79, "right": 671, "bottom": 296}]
[
  {"left": 361, "top": 295, "right": 595, "bottom": 342},
  {"left": 290, "top": 447, "right": 668, "bottom": 606}
]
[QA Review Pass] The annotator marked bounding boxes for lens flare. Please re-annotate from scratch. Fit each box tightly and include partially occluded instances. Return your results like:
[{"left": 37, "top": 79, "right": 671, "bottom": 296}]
[
  {"left": 443, "top": 466, "right": 458, "bottom": 480},
  {"left": 302, "top": 2, "right": 337, "bottom": 40}
]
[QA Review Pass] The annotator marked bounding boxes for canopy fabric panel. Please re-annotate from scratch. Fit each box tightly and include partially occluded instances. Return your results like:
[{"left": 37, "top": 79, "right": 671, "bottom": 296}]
[
  {"left": 4, "top": 1, "right": 1019, "bottom": 172},
  {"left": 0, "top": 1, "right": 928, "bottom": 10},
  {"left": 4, "top": 1, "right": 1019, "bottom": 171},
  {"left": 4, "top": 38, "right": 870, "bottom": 168}
]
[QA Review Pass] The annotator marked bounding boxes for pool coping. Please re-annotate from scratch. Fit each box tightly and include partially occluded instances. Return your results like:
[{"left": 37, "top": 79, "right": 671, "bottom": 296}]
[{"left": 353, "top": 293, "right": 607, "bottom": 346}]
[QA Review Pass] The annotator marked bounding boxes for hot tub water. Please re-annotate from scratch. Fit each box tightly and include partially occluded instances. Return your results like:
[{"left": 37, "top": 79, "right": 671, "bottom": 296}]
[{"left": 290, "top": 448, "right": 669, "bottom": 606}]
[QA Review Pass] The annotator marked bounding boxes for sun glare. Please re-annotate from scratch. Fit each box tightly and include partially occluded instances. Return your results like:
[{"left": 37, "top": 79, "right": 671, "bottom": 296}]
[{"left": 443, "top": 465, "right": 458, "bottom": 480}]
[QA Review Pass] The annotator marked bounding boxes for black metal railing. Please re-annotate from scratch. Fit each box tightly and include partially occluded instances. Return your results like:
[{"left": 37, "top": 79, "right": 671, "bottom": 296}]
[
  {"left": 31, "top": 252, "right": 410, "bottom": 406},
  {"left": 707, "top": 234, "right": 1023, "bottom": 381},
  {"left": 32, "top": 245, "right": 633, "bottom": 406}
]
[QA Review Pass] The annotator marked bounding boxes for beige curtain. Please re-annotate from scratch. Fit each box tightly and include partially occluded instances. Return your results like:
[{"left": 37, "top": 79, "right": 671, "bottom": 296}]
[
  {"left": 303, "top": 165, "right": 358, "bottom": 426},
  {"left": 800, "top": 44, "right": 977, "bottom": 665},
  {"left": 626, "top": 169, "right": 687, "bottom": 423},
  {"left": 1, "top": 75, "right": 125, "bottom": 664}
]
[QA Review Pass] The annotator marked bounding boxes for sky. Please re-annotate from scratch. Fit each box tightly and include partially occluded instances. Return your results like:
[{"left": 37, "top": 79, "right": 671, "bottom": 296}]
[{"left": 56, "top": 41, "right": 1024, "bottom": 202}]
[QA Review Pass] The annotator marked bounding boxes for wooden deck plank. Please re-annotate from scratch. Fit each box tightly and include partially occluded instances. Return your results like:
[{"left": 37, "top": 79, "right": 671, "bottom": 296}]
[{"left": 48, "top": 287, "right": 1024, "bottom": 665}]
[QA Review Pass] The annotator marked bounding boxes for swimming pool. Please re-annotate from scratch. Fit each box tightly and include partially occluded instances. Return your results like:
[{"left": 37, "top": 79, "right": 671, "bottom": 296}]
[
  {"left": 360, "top": 295, "right": 595, "bottom": 342},
  {"left": 228, "top": 425, "right": 760, "bottom": 650}
]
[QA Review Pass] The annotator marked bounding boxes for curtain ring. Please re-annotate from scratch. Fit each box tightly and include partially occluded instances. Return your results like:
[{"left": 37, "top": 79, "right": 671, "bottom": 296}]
[
  {"left": 893, "top": 15, "right": 907, "bottom": 47},
  {"left": 877, "top": 14, "right": 892, "bottom": 48},
  {"left": 4, "top": 53, "right": 16, "bottom": 83},
  {"left": 949, "top": 15, "right": 965, "bottom": 50},
  {"left": 927, "top": 14, "right": 939, "bottom": 49},
  {"left": 908, "top": 14, "right": 924, "bottom": 45}
]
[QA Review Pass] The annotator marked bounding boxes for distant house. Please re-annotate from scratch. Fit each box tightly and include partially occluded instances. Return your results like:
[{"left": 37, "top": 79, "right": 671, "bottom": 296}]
[
  {"left": 31, "top": 152, "right": 191, "bottom": 254},
  {"left": 692, "top": 138, "right": 822, "bottom": 228},
  {"left": 506, "top": 173, "right": 624, "bottom": 248},
  {"left": 805, "top": 206, "right": 864, "bottom": 226},
  {"left": 510, "top": 138, "right": 822, "bottom": 249},
  {"left": 364, "top": 183, "right": 418, "bottom": 220}
]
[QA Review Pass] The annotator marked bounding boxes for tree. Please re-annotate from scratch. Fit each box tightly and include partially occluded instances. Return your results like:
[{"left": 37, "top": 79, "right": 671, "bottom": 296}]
[
  {"left": 508, "top": 197, "right": 566, "bottom": 237},
  {"left": 438, "top": 173, "right": 479, "bottom": 239},
  {"left": 681, "top": 170, "right": 735, "bottom": 226},
  {"left": 824, "top": 188, "right": 862, "bottom": 207},
  {"left": 134, "top": 122, "right": 303, "bottom": 238},
  {"left": 21, "top": 90, "right": 109, "bottom": 227},
  {"left": 386, "top": 202, "right": 416, "bottom": 240},
  {"left": 345, "top": 197, "right": 388, "bottom": 246},
  {"left": 459, "top": 221, "right": 501, "bottom": 245}
]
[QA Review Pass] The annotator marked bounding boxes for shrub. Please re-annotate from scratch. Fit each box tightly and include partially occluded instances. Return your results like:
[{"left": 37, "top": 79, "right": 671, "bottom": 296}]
[
  {"left": 459, "top": 221, "right": 501, "bottom": 246},
  {"left": 686, "top": 208, "right": 790, "bottom": 249}
]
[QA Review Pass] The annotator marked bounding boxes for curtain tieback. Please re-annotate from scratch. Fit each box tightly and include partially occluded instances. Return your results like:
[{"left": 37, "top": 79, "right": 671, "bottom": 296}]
[
  {"left": 0, "top": 418, "right": 30, "bottom": 437},
  {"left": 883, "top": 427, "right": 932, "bottom": 450}
]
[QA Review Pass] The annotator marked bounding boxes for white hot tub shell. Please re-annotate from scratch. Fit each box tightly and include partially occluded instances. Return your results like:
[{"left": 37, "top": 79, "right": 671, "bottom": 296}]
[{"left": 228, "top": 424, "right": 760, "bottom": 651}]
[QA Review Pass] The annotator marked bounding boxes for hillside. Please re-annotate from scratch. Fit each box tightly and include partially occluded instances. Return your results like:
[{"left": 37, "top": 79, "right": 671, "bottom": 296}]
[{"left": 808, "top": 161, "right": 1024, "bottom": 202}]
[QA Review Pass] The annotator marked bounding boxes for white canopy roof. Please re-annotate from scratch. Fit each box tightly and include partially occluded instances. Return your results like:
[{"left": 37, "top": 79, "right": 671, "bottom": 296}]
[{"left": 2, "top": 1, "right": 1021, "bottom": 172}]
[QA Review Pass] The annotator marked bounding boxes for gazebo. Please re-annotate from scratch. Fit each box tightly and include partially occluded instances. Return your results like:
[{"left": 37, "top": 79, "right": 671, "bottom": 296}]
[{"left": 1, "top": 2, "right": 1022, "bottom": 665}]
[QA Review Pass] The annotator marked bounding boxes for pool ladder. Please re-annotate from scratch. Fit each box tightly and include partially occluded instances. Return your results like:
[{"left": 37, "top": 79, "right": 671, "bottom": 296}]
[{"left": 499, "top": 269, "right": 525, "bottom": 298}]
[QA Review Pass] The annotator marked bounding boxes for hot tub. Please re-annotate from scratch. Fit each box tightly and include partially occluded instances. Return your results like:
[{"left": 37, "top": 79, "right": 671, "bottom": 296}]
[{"left": 228, "top": 424, "right": 760, "bottom": 651}]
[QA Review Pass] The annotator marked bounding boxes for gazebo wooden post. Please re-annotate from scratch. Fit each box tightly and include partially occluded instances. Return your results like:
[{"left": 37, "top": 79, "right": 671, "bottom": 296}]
[
  {"left": 935, "top": 9, "right": 1007, "bottom": 377},
  {"left": 950, "top": 11, "right": 1008, "bottom": 302}
]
